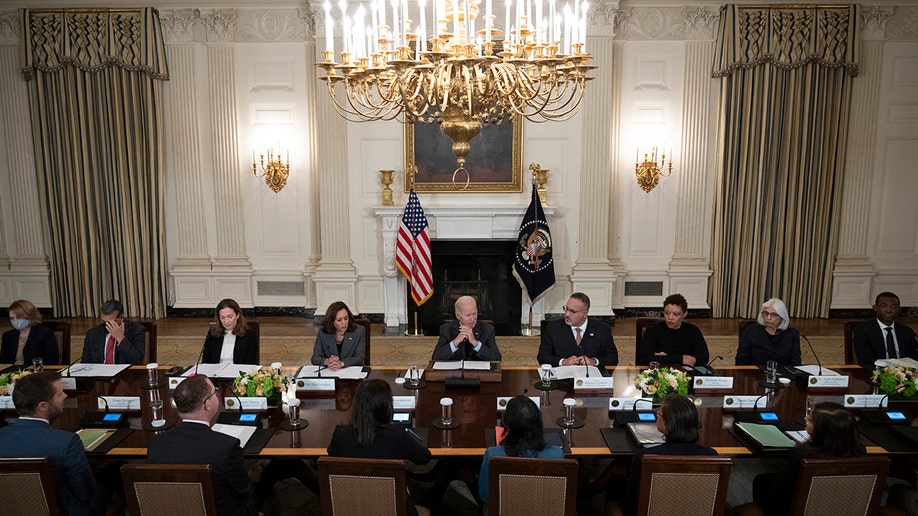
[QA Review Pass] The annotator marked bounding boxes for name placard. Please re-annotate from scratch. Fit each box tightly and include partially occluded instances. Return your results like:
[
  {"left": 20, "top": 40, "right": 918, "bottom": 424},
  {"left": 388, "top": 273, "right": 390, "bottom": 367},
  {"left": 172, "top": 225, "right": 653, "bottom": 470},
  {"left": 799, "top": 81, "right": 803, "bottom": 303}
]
[
  {"left": 168, "top": 376, "right": 186, "bottom": 390},
  {"left": 296, "top": 378, "right": 336, "bottom": 391},
  {"left": 808, "top": 376, "right": 849, "bottom": 389},
  {"left": 225, "top": 397, "right": 267, "bottom": 411},
  {"left": 60, "top": 377, "right": 77, "bottom": 390},
  {"left": 497, "top": 396, "right": 541, "bottom": 411},
  {"left": 723, "top": 396, "right": 766, "bottom": 409},
  {"left": 693, "top": 377, "right": 734, "bottom": 389},
  {"left": 392, "top": 396, "right": 417, "bottom": 410},
  {"left": 844, "top": 394, "right": 888, "bottom": 408},
  {"left": 0, "top": 396, "right": 13, "bottom": 409},
  {"left": 609, "top": 397, "right": 652, "bottom": 411},
  {"left": 573, "top": 377, "right": 613, "bottom": 390},
  {"left": 98, "top": 396, "right": 141, "bottom": 411}
]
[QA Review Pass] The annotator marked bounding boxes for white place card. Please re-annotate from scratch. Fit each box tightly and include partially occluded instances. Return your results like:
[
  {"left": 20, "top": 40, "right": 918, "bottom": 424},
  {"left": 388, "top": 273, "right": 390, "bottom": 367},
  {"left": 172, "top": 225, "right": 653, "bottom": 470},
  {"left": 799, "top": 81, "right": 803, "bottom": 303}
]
[
  {"left": 0, "top": 396, "right": 13, "bottom": 409},
  {"left": 392, "top": 396, "right": 417, "bottom": 410},
  {"left": 573, "top": 377, "right": 613, "bottom": 390},
  {"left": 844, "top": 394, "right": 888, "bottom": 408},
  {"left": 168, "top": 376, "right": 186, "bottom": 389},
  {"left": 808, "top": 375, "right": 849, "bottom": 389},
  {"left": 225, "top": 397, "right": 267, "bottom": 411},
  {"left": 694, "top": 377, "right": 734, "bottom": 389},
  {"left": 496, "top": 396, "right": 540, "bottom": 411},
  {"left": 723, "top": 396, "right": 767, "bottom": 409},
  {"left": 98, "top": 396, "right": 141, "bottom": 411},
  {"left": 60, "top": 377, "right": 77, "bottom": 390},
  {"left": 609, "top": 397, "right": 652, "bottom": 411},
  {"left": 64, "top": 363, "right": 130, "bottom": 378},
  {"left": 296, "top": 378, "right": 336, "bottom": 391}
]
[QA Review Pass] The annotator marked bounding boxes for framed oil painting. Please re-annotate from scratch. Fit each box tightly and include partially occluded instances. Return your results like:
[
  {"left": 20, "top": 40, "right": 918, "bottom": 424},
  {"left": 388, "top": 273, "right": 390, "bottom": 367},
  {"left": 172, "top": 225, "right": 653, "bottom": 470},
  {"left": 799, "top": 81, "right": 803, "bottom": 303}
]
[{"left": 404, "top": 114, "right": 523, "bottom": 193}]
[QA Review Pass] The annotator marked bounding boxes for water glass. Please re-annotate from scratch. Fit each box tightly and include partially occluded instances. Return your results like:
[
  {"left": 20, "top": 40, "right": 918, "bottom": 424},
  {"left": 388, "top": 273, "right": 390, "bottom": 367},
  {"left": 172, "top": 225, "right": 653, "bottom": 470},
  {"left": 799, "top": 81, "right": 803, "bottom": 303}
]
[
  {"left": 440, "top": 397, "right": 453, "bottom": 426},
  {"left": 146, "top": 363, "right": 159, "bottom": 387},
  {"left": 31, "top": 357, "right": 43, "bottom": 372},
  {"left": 563, "top": 397, "right": 576, "bottom": 425},
  {"left": 408, "top": 363, "right": 420, "bottom": 386},
  {"left": 150, "top": 399, "right": 165, "bottom": 427},
  {"left": 649, "top": 361, "right": 660, "bottom": 371},
  {"left": 539, "top": 364, "right": 553, "bottom": 387},
  {"left": 766, "top": 360, "right": 777, "bottom": 384},
  {"left": 288, "top": 398, "right": 302, "bottom": 427}
]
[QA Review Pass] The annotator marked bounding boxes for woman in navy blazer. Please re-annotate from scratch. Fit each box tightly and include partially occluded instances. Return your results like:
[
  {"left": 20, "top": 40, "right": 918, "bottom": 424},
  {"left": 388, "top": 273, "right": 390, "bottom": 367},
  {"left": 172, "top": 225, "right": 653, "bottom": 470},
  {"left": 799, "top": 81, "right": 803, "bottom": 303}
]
[
  {"left": 311, "top": 301, "right": 366, "bottom": 369},
  {"left": 0, "top": 299, "right": 58, "bottom": 365},
  {"left": 202, "top": 298, "right": 258, "bottom": 364}
]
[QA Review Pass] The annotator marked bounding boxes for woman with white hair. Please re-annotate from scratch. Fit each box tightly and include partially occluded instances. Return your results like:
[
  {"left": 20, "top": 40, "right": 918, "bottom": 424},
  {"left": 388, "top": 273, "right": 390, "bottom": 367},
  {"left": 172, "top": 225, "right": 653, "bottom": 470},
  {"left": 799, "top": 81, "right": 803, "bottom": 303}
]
[{"left": 735, "top": 298, "right": 801, "bottom": 366}]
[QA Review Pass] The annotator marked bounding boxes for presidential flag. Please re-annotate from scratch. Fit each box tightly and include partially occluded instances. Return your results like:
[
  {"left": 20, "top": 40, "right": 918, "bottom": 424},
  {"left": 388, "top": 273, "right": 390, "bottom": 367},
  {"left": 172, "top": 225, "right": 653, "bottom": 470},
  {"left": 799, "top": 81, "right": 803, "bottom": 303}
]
[
  {"left": 396, "top": 189, "right": 433, "bottom": 306},
  {"left": 512, "top": 184, "right": 555, "bottom": 304}
]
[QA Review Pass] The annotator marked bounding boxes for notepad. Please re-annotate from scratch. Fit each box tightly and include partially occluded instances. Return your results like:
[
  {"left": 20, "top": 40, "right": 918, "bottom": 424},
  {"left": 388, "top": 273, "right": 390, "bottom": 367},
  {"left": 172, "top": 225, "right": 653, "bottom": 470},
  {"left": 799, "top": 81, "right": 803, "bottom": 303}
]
[
  {"left": 76, "top": 428, "right": 114, "bottom": 452},
  {"left": 735, "top": 422, "right": 796, "bottom": 448},
  {"left": 212, "top": 423, "right": 257, "bottom": 447},
  {"left": 627, "top": 423, "right": 665, "bottom": 447},
  {"left": 431, "top": 361, "right": 492, "bottom": 371}
]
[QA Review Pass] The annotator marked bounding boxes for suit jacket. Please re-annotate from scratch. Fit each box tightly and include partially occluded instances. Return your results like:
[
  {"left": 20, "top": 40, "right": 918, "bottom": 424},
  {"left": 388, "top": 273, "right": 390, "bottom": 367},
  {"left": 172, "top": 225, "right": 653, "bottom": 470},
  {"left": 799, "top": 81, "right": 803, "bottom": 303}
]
[
  {"left": 0, "top": 418, "right": 95, "bottom": 516},
  {"left": 537, "top": 317, "right": 618, "bottom": 367},
  {"left": 203, "top": 327, "right": 259, "bottom": 364},
  {"left": 327, "top": 424, "right": 432, "bottom": 464},
  {"left": 147, "top": 421, "right": 257, "bottom": 516},
  {"left": 431, "top": 320, "right": 501, "bottom": 361},
  {"left": 81, "top": 320, "right": 145, "bottom": 365},
  {"left": 735, "top": 324, "right": 801, "bottom": 366},
  {"left": 853, "top": 319, "right": 918, "bottom": 367},
  {"left": 0, "top": 324, "right": 59, "bottom": 365},
  {"left": 311, "top": 325, "right": 366, "bottom": 367}
]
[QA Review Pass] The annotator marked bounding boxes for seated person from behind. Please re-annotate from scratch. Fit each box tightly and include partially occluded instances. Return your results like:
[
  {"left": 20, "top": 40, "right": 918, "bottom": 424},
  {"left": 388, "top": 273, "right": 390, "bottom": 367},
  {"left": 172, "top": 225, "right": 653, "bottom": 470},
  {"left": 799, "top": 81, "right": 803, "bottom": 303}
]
[
  {"left": 1, "top": 299, "right": 59, "bottom": 366},
  {"left": 431, "top": 295, "right": 501, "bottom": 361},
  {"left": 0, "top": 372, "right": 95, "bottom": 516},
  {"left": 479, "top": 395, "right": 564, "bottom": 504},
  {"left": 202, "top": 298, "right": 259, "bottom": 364},
  {"left": 147, "top": 374, "right": 257, "bottom": 516},
  {"left": 638, "top": 293, "right": 709, "bottom": 368},
  {"left": 735, "top": 297, "right": 801, "bottom": 366},
  {"left": 854, "top": 291, "right": 918, "bottom": 367},
  {"left": 537, "top": 292, "right": 618, "bottom": 367},
  {"left": 80, "top": 299, "right": 145, "bottom": 364},
  {"left": 311, "top": 301, "right": 366, "bottom": 370}
]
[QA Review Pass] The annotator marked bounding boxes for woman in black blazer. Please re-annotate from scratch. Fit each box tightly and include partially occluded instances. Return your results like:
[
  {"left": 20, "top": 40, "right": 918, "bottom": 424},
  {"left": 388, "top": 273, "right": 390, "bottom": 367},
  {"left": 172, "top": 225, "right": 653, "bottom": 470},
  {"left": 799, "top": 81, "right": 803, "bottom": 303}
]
[
  {"left": 311, "top": 301, "right": 366, "bottom": 369},
  {"left": 202, "top": 298, "right": 258, "bottom": 364},
  {"left": 0, "top": 299, "right": 58, "bottom": 365}
]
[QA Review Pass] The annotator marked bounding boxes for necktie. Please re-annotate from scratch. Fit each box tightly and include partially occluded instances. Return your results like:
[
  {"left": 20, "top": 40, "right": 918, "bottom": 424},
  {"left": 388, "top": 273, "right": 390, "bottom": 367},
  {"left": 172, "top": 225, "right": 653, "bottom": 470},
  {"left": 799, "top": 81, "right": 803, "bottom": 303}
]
[
  {"left": 885, "top": 326, "right": 896, "bottom": 359},
  {"left": 105, "top": 335, "right": 115, "bottom": 364},
  {"left": 575, "top": 327, "right": 582, "bottom": 347}
]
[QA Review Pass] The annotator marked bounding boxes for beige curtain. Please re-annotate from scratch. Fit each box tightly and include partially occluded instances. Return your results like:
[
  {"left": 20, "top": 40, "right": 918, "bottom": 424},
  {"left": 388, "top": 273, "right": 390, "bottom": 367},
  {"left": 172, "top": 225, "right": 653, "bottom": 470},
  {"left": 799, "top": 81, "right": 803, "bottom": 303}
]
[
  {"left": 710, "top": 5, "right": 858, "bottom": 318},
  {"left": 21, "top": 8, "right": 169, "bottom": 318}
]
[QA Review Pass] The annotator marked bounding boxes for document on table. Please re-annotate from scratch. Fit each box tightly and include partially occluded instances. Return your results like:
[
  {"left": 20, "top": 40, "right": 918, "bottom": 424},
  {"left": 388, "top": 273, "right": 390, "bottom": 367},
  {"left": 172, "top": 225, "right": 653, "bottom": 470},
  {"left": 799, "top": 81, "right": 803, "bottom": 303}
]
[
  {"left": 60, "top": 364, "right": 130, "bottom": 378},
  {"left": 212, "top": 424, "right": 257, "bottom": 447},
  {"left": 298, "top": 365, "right": 367, "bottom": 379},
  {"left": 735, "top": 422, "right": 796, "bottom": 448},
  {"left": 875, "top": 358, "right": 918, "bottom": 368},
  {"left": 76, "top": 428, "right": 115, "bottom": 452},
  {"left": 431, "top": 361, "right": 492, "bottom": 371},
  {"left": 183, "top": 363, "right": 261, "bottom": 378},
  {"left": 793, "top": 365, "right": 841, "bottom": 376},
  {"left": 550, "top": 365, "right": 603, "bottom": 380}
]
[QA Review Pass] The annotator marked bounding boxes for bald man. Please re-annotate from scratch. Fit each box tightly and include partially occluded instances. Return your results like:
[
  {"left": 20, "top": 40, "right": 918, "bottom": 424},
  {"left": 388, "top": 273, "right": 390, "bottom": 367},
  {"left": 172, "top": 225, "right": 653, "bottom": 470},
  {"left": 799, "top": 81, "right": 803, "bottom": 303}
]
[{"left": 431, "top": 296, "right": 502, "bottom": 361}]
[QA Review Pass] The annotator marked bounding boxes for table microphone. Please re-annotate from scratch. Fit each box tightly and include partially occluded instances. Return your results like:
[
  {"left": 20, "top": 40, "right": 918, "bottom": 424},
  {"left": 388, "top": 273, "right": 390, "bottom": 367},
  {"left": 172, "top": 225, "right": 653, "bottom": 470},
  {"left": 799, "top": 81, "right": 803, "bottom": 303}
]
[
  {"left": 192, "top": 335, "right": 208, "bottom": 376},
  {"left": 445, "top": 333, "right": 480, "bottom": 388},
  {"left": 218, "top": 386, "right": 259, "bottom": 426},
  {"left": 801, "top": 335, "right": 822, "bottom": 375},
  {"left": 64, "top": 355, "right": 82, "bottom": 377},
  {"left": 694, "top": 356, "right": 722, "bottom": 376},
  {"left": 733, "top": 392, "right": 771, "bottom": 424},
  {"left": 614, "top": 397, "right": 652, "bottom": 425},
  {"left": 861, "top": 393, "right": 898, "bottom": 425},
  {"left": 81, "top": 394, "right": 126, "bottom": 427}
]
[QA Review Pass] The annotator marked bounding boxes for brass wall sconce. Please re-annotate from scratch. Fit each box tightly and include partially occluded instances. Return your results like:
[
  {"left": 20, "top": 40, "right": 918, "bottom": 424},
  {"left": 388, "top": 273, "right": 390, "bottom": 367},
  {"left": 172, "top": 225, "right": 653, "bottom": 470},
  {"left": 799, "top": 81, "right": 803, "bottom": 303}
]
[
  {"left": 635, "top": 147, "right": 673, "bottom": 193},
  {"left": 252, "top": 149, "right": 290, "bottom": 193}
]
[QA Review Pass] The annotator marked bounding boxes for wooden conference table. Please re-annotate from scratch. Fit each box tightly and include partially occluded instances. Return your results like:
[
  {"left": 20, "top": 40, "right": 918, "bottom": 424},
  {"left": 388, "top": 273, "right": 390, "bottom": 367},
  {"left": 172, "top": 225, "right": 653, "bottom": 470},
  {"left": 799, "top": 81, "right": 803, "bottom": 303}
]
[{"left": 4, "top": 364, "right": 910, "bottom": 458}]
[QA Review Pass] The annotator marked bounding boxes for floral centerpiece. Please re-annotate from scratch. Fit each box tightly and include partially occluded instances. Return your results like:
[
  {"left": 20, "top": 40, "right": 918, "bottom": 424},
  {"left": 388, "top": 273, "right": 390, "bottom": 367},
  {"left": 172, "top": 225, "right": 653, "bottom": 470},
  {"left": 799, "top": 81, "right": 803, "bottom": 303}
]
[
  {"left": 0, "top": 369, "right": 32, "bottom": 396},
  {"left": 871, "top": 366, "right": 918, "bottom": 398},
  {"left": 231, "top": 368, "right": 287, "bottom": 406},
  {"left": 634, "top": 367, "right": 691, "bottom": 403}
]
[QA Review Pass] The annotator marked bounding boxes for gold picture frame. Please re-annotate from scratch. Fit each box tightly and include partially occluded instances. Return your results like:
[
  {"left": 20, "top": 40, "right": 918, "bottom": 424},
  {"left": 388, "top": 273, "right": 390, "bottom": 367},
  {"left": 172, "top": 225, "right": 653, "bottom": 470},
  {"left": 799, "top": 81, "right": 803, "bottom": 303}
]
[{"left": 404, "top": 114, "right": 523, "bottom": 193}]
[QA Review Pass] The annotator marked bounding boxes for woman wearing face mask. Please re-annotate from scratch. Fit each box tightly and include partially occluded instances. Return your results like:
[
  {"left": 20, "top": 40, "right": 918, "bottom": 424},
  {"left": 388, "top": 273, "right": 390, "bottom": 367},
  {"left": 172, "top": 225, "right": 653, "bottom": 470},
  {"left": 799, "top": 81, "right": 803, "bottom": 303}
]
[
  {"left": 1, "top": 300, "right": 59, "bottom": 365},
  {"left": 202, "top": 298, "right": 259, "bottom": 364}
]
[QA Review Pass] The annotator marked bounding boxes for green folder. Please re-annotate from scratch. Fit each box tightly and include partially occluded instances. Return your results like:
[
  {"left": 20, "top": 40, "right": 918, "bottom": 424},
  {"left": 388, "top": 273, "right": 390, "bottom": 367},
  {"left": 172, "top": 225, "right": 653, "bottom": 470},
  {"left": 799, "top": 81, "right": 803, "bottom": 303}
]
[{"left": 735, "top": 422, "right": 795, "bottom": 448}]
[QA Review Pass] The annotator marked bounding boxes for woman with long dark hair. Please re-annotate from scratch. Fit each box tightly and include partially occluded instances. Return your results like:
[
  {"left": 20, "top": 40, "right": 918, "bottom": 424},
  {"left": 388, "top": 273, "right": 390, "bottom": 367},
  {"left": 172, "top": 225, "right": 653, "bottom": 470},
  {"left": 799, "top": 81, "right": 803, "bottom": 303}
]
[
  {"left": 311, "top": 301, "right": 366, "bottom": 370},
  {"left": 202, "top": 298, "right": 258, "bottom": 364}
]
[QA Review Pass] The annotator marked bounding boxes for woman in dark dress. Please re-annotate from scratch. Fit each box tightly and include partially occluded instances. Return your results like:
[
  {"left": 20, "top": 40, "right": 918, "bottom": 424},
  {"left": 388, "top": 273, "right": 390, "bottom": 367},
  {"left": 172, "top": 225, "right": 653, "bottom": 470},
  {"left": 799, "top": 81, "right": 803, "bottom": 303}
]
[
  {"left": 0, "top": 299, "right": 58, "bottom": 365},
  {"left": 735, "top": 297, "right": 801, "bottom": 366},
  {"left": 202, "top": 298, "right": 258, "bottom": 364}
]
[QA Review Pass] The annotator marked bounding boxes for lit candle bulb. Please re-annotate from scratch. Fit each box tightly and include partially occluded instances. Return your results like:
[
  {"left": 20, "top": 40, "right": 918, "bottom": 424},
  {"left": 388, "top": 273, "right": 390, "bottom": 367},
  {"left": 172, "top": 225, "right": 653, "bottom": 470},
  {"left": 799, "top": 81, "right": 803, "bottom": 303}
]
[{"left": 324, "top": 1, "right": 334, "bottom": 55}]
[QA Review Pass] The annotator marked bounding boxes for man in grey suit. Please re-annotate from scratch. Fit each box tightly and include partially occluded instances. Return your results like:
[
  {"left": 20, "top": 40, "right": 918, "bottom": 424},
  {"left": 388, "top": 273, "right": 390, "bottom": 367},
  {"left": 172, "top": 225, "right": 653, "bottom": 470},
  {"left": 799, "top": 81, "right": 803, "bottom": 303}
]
[
  {"left": 80, "top": 299, "right": 146, "bottom": 364},
  {"left": 0, "top": 372, "right": 95, "bottom": 515},
  {"left": 431, "top": 296, "right": 502, "bottom": 361}
]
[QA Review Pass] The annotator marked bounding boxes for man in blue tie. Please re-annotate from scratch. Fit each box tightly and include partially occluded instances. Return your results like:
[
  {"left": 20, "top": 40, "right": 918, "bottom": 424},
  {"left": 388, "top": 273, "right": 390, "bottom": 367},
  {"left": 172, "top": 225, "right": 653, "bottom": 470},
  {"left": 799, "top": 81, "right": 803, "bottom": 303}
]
[{"left": 853, "top": 292, "right": 918, "bottom": 367}]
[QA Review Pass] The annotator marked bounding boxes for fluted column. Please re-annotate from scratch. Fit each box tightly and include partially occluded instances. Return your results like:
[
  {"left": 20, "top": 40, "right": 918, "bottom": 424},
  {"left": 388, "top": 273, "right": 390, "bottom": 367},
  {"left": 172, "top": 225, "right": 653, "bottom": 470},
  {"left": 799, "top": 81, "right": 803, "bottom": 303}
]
[
  {"left": 831, "top": 7, "right": 891, "bottom": 308},
  {"left": 301, "top": 8, "right": 321, "bottom": 311},
  {"left": 162, "top": 10, "right": 211, "bottom": 268},
  {"left": 606, "top": 39, "right": 627, "bottom": 307}
]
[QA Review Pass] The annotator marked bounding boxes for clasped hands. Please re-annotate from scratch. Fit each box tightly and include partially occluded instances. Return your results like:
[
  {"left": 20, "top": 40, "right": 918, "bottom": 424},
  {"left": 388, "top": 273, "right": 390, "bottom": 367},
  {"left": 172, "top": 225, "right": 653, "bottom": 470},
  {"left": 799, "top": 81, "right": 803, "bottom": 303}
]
[
  {"left": 562, "top": 356, "right": 594, "bottom": 366},
  {"left": 323, "top": 356, "right": 344, "bottom": 371},
  {"left": 653, "top": 351, "right": 697, "bottom": 367},
  {"left": 453, "top": 325, "right": 476, "bottom": 348}
]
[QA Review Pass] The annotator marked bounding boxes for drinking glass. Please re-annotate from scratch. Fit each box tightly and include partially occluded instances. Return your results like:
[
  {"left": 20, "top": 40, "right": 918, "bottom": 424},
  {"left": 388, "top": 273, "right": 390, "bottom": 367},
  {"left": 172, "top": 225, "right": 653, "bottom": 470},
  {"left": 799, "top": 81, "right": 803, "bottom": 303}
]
[
  {"left": 649, "top": 361, "right": 660, "bottom": 371},
  {"left": 766, "top": 360, "right": 777, "bottom": 384},
  {"left": 563, "top": 398, "right": 576, "bottom": 425},
  {"left": 408, "top": 363, "right": 420, "bottom": 386},
  {"left": 31, "top": 357, "right": 43, "bottom": 372},
  {"left": 440, "top": 397, "right": 453, "bottom": 426},
  {"left": 146, "top": 363, "right": 159, "bottom": 387},
  {"left": 539, "top": 364, "right": 553, "bottom": 388},
  {"left": 288, "top": 398, "right": 302, "bottom": 427},
  {"left": 150, "top": 399, "right": 165, "bottom": 427}
]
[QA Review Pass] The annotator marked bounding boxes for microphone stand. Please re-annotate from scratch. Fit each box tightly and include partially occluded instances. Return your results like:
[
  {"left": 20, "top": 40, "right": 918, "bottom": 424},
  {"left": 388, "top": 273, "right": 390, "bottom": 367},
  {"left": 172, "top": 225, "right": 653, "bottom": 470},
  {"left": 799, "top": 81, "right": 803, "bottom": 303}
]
[{"left": 802, "top": 335, "right": 822, "bottom": 376}]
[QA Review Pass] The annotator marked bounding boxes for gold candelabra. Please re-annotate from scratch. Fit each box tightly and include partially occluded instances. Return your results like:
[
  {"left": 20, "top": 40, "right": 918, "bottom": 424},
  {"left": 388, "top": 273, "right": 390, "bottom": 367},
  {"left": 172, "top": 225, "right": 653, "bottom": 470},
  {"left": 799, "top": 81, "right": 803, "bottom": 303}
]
[
  {"left": 252, "top": 149, "right": 290, "bottom": 193},
  {"left": 635, "top": 147, "right": 673, "bottom": 193}
]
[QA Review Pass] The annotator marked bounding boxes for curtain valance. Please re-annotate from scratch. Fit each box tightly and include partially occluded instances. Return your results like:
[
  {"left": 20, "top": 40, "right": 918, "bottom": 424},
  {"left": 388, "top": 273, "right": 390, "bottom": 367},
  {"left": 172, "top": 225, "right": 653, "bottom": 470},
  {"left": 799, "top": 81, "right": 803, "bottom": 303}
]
[
  {"left": 21, "top": 8, "right": 169, "bottom": 81},
  {"left": 712, "top": 4, "right": 859, "bottom": 78}
]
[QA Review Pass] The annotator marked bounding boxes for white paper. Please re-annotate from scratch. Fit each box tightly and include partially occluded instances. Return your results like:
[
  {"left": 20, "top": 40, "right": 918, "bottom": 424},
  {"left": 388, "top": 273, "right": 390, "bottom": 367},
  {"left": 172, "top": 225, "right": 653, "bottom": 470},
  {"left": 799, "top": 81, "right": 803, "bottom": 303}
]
[
  {"left": 431, "top": 361, "right": 492, "bottom": 371},
  {"left": 875, "top": 358, "right": 918, "bottom": 369},
  {"left": 550, "top": 365, "right": 602, "bottom": 380},
  {"left": 786, "top": 430, "right": 810, "bottom": 444},
  {"left": 212, "top": 423, "right": 257, "bottom": 447},
  {"left": 61, "top": 363, "right": 130, "bottom": 378},
  {"left": 182, "top": 363, "right": 261, "bottom": 379},
  {"left": 297, "top": 365, "right": 367, "bottom": 379},
  {"left": 794, "top": 365, "right": 840, "bottom": 376}
]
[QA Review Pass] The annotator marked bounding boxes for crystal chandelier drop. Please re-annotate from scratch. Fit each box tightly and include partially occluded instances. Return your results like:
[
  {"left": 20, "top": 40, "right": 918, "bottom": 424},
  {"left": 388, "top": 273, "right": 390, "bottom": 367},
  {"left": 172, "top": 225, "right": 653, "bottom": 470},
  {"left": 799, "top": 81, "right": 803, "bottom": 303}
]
[{"left": 316, "top": 0, "right": 596, "bottom": 172}]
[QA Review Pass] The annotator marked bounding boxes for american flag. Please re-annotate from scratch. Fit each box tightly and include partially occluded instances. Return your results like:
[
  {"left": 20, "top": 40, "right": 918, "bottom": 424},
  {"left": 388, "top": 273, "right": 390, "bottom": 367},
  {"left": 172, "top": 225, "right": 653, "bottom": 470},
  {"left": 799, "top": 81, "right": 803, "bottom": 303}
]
[{"left": 396, "top": 190, "right": 433, "bottom": 306}]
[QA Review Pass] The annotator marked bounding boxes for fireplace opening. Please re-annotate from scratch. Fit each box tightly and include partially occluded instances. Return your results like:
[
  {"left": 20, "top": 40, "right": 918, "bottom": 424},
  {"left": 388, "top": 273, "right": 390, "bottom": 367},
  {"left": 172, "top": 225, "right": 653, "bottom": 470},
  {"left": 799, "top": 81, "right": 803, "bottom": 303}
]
[{"left": 410, "top": 240, "right": 522, "bottom": 336}]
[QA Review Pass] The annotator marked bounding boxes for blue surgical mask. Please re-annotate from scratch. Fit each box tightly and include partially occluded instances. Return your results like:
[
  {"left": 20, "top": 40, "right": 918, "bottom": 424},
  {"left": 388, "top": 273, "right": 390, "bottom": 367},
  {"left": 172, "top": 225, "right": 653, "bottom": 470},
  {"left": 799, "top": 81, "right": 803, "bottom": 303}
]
[{"left": 11, "top": 318, "right": 29, "bottom": 331}]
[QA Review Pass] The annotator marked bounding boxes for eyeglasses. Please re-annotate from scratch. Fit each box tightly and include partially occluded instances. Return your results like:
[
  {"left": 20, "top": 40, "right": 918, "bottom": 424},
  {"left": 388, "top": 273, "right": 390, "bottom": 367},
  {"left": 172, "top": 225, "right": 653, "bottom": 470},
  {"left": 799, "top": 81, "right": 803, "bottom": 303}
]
[
  {"left": 204, "top": 389, "right": 218, "bottom": 403},
  {"left": 761, "top": 311, "right": 781, "bottom": 319},
  {"left": 562, "top": 305, "right": 582, "bottom": 314}
]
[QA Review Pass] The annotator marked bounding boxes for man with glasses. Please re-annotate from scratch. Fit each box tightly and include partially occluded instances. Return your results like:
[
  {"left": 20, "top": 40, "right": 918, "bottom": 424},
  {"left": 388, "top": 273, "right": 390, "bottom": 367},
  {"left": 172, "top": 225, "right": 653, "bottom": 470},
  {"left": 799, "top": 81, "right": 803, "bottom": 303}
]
[
  {"left": 147, "top": 374, "right": 257, "bottom": 516},
  {"left": 80, "top": 299, "right": 146, "bottom": 364},
  {"left": 537, "top": 292, "right": 618, "bottom": 367},
  {"left": 854, "top": 292, "right": 918, "bottom": 367}
]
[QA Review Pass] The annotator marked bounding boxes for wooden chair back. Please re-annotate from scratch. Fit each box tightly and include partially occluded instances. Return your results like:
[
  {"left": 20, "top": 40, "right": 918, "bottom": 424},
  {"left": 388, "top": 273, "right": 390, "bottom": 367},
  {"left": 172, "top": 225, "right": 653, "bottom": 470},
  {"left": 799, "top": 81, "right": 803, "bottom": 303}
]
[
  {"left": 487, "top": 456, "right": 578, "bottom": 516},
  {"left": 0, "top": 456, "right": 66, "bottom": 515},
  {"left": 120, "top": 463, "right": 219, "bottom": 516},
  {"left": 635, "top": 318, "right": 662, "bottom": 365},
  {"left": 42, "top": 319, "right": 71, "bottom": 365},
  {"left": 789, "top": 456, "right": 889, "bottom": 516},
  {"left": 636, "top": 455, "right": 733, "bottom": 516},
  {"left": 354, "top": 318, "right": 371, "bottom": 366},
  {"left": 131, "top": 320, "right": 157, "bottom": 363},
  {"left": 843, "top": 320, "right": 860, "bottom": 365},
  {"left": 738, "top": 318, "right": 757, "bottom": 343},
  {"left": 317, "top": 456, "right": 408, "bottom": 516},
  {"left": 247, "top": 320, "right": 261, "bottom": 364}
]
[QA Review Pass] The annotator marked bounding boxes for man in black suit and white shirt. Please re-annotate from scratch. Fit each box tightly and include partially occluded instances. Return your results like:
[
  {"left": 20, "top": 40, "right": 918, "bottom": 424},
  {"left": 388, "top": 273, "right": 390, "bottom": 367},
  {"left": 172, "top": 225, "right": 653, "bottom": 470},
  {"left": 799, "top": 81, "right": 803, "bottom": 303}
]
[
  {"left": 80, "top": 299, "right": 146, "bottom": 365},
  {"left": 854, "top": 292, "right": 918, "bottom": 368},
  {"left": 147, "top": 375, "right": 257, "bottom": 516},
  {"left": 431, "top": 295, "right": 502, "bottom": 361},
  {"left": 537, "top": 292, "right": 618, "bottom": 367}
]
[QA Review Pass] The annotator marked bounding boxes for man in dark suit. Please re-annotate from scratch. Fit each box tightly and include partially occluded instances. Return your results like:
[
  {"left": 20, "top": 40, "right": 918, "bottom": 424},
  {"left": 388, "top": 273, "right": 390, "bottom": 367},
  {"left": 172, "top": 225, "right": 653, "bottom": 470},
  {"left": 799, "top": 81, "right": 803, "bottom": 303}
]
[
  {"left": 0, "top": 372, "right": 95, "bottom": 515},
  {"left": 431, "top": 295, "right": 502, "bottom": 361},
  {"left": 854, "top": 292, "right": 918, "bottom": 367},
  {"left": 80, "top": 299, "right": 146, "bottom": 364},
  {"left": 147, "top": 374, "right": 257, "bottom": 516},
  {"left": 537, "top": 292, "right": 618, "bottom": 366}
]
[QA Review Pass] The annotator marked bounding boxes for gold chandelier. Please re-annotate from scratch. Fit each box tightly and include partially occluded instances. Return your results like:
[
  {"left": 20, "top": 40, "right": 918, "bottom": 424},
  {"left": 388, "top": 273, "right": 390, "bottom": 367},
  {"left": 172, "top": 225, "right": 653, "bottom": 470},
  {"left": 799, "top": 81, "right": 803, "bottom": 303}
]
[{"left": 316, "top": 0, "right": 595, "bottom": 172}]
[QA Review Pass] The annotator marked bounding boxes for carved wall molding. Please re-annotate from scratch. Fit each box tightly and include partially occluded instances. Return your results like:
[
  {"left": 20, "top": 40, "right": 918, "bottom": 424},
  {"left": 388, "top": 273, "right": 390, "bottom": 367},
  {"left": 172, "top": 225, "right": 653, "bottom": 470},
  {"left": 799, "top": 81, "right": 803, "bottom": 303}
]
[
  {"left": 200, "top": 9, "right": 238, "bottom": 42},
  {"left": 239, "top": 10, "right": 306, "bottom": 42},
  {"left": 887, "top": 6, "right": 918, "bottom": 41},
  {"left": 160, "top": 9, "right": 196, "bottom": 44},
  {"left": 682, "top": 5, "right": 718, "bottom": 41},
  {"left": 0, "top": 10, "right": 20, "bottom": 45},
  {"left": 620, "top": 7, "right": 685, "bottom": 41},
  {"left": 588, "top": 0, "right": 620, "bottom": 36}
]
